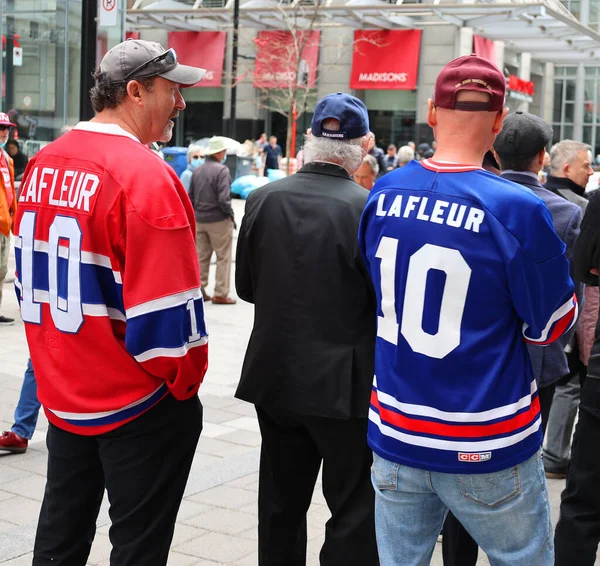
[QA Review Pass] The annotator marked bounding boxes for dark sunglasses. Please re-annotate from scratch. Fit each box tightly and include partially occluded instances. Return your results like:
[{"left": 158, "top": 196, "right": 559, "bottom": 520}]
[
  {"left": 122, "top": 48, "right": 178, "bottom": 82},
  {"left": 0, "top": 125, "right": 11, "bottom": 131}
]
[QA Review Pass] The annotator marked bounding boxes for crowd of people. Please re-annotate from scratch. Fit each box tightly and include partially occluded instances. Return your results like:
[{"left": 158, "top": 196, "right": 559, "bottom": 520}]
[{"left": 2, "top": 38, "right": 600, "bottom": 566}]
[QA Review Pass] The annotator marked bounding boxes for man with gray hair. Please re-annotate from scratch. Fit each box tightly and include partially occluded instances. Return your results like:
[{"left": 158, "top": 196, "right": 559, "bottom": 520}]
[
  {"left": 235, "top": 92, "right": 379, "bottom": 565},
  {"left": 179, "top": 143, "right": 204, "bottom": 191},
  {"left": 354, "top": 153, "right": 379, "bottom": 190},
  {"left": 397, "top": 144, "right": 415, "bottom": 167},
  {"left": 546, "top": 140, "right": 593, "bottom": 209}
]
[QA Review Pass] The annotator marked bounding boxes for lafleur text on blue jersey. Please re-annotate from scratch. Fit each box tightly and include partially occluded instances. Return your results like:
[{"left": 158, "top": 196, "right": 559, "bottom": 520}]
[
  {"left": 18, "top": 166, "right": 100, "bottom": 214},
  {"left": 375, "top": 193, "right": 486, "bottom": 233}
]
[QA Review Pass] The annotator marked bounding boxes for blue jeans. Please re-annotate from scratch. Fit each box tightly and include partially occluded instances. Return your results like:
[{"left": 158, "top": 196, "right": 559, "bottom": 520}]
[
  {"left": 371, "top": 450, "right": 553, "bottom": 566},
  {"left": 12, "top": 359, "right": 41, "bottom": 439}
]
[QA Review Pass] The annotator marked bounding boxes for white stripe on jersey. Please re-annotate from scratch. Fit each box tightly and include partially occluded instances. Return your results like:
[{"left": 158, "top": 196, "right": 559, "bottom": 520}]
[
  {"left": 522, "top": 294, "right": 578, "bottom": 343},
  {"left": 373, "top": 376, "right": 537, "bottom": 424},
  {"left": 14, "top": 238, "right": 123, "bottom": 284},
  {"left": 31, "top": 290, "right": 126, "bottom": 322},
  {"left": 126, "top": 288, "right": 203, "bottom": 319},
  {"left": 134, "top": 336, "right": 208, "bottom": 363},
  {"left": 369, "top": 408, "right": 542, "bottom": 452},
  {"left": 46, "top": 383, "right": 165, "bottom": 421}
]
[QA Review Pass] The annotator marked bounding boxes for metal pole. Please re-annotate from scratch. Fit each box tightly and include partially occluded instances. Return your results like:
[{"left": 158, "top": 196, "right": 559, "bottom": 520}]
[{"left": 229, "top": 0, "right": 239, "bottom": 140}]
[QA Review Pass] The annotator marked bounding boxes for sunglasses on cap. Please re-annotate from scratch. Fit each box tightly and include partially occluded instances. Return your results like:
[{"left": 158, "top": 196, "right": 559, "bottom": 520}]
[{"left": 122, "top": 48, "right": 178, "bottom": 82}]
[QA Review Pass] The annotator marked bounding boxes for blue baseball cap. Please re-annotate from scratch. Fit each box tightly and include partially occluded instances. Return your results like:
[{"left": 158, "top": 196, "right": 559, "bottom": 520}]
[{"left": 311, "top": 92, "right": 370, "bottom": 140}]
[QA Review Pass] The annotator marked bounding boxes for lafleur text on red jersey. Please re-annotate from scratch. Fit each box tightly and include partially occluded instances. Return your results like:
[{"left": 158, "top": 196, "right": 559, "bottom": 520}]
[{"left": 19, "top": 166, "right": 100, "bottom": 214}]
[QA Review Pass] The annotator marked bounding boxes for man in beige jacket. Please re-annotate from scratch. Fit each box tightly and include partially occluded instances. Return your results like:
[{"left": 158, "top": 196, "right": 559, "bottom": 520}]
[{"left": 188, "top": 136, "right": 236, "bottom": 304}]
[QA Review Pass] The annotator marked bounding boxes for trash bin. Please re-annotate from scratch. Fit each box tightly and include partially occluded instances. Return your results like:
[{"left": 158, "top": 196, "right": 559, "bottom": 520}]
[{"left": 162, "top": 147, "right": 188, "bottom": 177}]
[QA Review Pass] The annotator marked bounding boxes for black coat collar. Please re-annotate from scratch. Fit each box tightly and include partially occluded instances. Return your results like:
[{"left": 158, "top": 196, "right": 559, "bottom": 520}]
[
  {"left": 545, "top": 175, "right": 586, "bottom": 197},
  {"left": 299, "top": 162, "right": 352, "bottom": 180}
]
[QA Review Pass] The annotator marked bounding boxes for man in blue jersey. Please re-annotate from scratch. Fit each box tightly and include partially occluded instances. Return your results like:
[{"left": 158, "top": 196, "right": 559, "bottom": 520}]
[{"left": 359, "top": 55, "right": 577, "bottom": 566}]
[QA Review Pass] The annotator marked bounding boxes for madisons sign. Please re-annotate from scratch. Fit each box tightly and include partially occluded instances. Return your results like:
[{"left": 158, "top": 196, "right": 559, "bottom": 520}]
[{"left": 350, "top": 30, "right": 422, "bottom": 90}]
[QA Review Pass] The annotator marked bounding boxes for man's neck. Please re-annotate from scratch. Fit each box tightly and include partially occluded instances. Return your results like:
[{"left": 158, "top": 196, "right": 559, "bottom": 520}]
[
  {"left": 431, "top": 146, "right": 486, "bottom": 167},
  {"left": 91, "top": 110, "right": 147, "bottom": 145}
]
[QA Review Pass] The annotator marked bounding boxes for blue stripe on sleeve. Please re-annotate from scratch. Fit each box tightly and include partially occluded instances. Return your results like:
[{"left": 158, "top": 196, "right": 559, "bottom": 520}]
[{"left": 125, "top": 297, "right": 207, "bottom": 357}]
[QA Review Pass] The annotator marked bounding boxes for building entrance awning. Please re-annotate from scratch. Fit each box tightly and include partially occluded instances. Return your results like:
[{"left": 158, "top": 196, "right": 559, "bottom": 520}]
[{"left": 127, "top": 0, "right": 600, "bottom": 63}]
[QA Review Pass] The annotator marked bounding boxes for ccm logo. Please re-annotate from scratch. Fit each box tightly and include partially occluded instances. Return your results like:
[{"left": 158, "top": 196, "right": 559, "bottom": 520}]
[{"left": 458, "top": 452, "right": 492, "bottom": 462}]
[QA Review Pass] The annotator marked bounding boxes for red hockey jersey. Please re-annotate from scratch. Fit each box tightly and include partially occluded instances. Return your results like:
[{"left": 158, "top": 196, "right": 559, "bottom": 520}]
[{"left": 14, "top": 122, "right": 209, "bottom": 435}]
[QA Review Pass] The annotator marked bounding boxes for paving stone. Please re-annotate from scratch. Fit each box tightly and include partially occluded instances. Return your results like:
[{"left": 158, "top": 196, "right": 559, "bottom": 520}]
[
  {"left": 183, "top": 507, "right": 256, "bottom": 535},
  {"left": 1, "top": 473, "right": 47, "bottom": 501},
  {"left": 0, "top": 490, "right": 16, "bottom": 503},
  {"left": 234, "top": 551, "right": 259, "bottom": 566},
  {"left": 0, "top": 496, "right": 41, "bottom": 526},
  {"left": 171, "top": 523, "right": 210, "bottom": 547},
  {"left": 203, "top": 406, "right": 247, "bottom": 425},
  {"left": 224, "top": 402, "right": 257, "bottom": 418},
  {"left": 0, "top": 465, "right": 32, "bottom": 485},
  {"left": 0, "top": 518, "right": 20, "bottom": 533},
  {"left": 0, "top": 552, "right": 34, "bottom": 565},
  {"left": 201, "top": 422, "right": 239, "bottom": 439},
  {"left": 195, "top": 436, "right": 254, "bottom": 458},
  {"left": 222, "top": 417, "right": 260, "bottom": 433},
  {"left": 218, "top": 430, "right": 262, "bottom": 447},
  {"left": 189, "top": 486, "right": 257, "bottom": 510},
  {"left": 87, "top": 532, "right": 112, "bottom": 565},
  {"left": 175, "top": 532, "right": 255, "bottom": 563},
  {"left": 176, "top": 500, "right": 216, "bottom": 522},
  {"left": 200, "top": 395, "right": 240, "bottom": 410},
  {"left": 238, "top": 527, "right": 258, "bottom": 542},
  {"left": 225, "top": 472, "right": 259, "bottom": 490},
  {"left": 2, "top": 452, "right": 49, "bottom": 476}
]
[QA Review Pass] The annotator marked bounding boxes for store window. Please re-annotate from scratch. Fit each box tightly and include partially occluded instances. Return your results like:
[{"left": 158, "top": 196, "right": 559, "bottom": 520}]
[
  {"left": 555, "top": 66, "right": 600, "bottom": 156},
  {"left": 2, "top": 0, "right": 83, "bottom": 152},
  {"left": 364, "top": 90, "right": 417, "bottom": 148},
  {"left": 552, "top": 66, "right": 577, "bottom": 144}
]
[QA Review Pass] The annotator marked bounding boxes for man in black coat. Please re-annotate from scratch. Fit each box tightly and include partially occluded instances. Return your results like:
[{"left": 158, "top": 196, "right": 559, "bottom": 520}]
[{"left": 235, "top": 93, "right": 379, "bottom": 566}]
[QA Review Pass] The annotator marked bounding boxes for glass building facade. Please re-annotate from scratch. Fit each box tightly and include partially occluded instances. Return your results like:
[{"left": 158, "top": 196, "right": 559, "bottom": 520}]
[{"left": 2, "top": 0, "right": 124, "bottom": 153}]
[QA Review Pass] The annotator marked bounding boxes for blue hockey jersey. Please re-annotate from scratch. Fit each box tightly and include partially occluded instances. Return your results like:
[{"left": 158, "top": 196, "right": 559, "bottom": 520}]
[{"left": 359, "top": 159, "right": 577, "bottom": 473}]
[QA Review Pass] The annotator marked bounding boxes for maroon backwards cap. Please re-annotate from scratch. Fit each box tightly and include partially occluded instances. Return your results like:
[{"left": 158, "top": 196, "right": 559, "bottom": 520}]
[{"left": 433, "top": 54, "right": 506, "bottom": 112}]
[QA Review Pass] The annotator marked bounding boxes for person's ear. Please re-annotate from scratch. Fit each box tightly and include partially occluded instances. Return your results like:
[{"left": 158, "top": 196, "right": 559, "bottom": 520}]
[
  {"left": 427, "top": 99, "right": 437, "bottom": 128},
  {"left": 491, "top": 107, "right": 509, "bottom": 135},
  {"left": 361, "top": 133, "right": 372, "bottom": 156},
  {"left": 537, "top": 149, "right": 545, "bottom": 169},
  {"left": 126, "top": 80, "right": 145, "bottom": 107}
]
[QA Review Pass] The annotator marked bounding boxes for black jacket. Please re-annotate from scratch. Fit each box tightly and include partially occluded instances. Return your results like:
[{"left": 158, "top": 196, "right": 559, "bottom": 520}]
[
  {"left": 235, "top": 162, "right": 377, "bottom": 418},
  {"left": 544, "top": 175, "right": 589, "bottom": 212},
  {"left": 573, "top": 191, "right": 600, "bottom": 379}
]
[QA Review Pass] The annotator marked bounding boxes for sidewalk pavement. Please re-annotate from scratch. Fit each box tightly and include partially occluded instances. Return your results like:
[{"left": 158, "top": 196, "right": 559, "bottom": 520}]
[{"left": 0, "top": 199, "right": 570, "bottom": 565}]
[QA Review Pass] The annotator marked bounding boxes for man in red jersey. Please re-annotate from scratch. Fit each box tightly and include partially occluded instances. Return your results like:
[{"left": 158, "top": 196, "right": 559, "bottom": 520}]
[{"left": 14, "top": 40, "right": 209, "bottom": 565}]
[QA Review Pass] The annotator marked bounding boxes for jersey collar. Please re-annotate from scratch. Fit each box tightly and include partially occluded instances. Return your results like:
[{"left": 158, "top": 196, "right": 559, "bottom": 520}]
[
  {"left": 73, "top": 121, "right": 141, "bottom": 143},
  {"left": 420, "top": 159, "right": 484, "bottom": 173}
]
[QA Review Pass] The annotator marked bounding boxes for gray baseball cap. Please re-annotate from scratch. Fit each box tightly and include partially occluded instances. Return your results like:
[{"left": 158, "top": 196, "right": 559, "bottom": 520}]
[
  {"left": 100, "top": 39, "right": 206, "bottom": 87},
  {"left": 494, "top": 111, "right": 553, "bottom": 158}
]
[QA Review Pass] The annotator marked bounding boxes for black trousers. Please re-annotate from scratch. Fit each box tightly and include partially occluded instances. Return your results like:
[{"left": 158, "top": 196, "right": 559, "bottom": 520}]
[
  {"left": 33, "top": 394, "right": 202, "bottom": 566},
  {"left": 255, "top": 406, "right": 378, "bottom": 566},
  {"left": 555, "top": 377, "right": 600, "bottom": 565},
  {"left": 442, "top": 382, "right": 557, "bottom": 566}
]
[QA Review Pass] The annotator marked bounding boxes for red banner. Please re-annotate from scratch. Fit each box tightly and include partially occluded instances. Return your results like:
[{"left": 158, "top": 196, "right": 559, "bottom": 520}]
[
  {"left": 473, "top": 35, "right": 497, "bottom": 65},
  {"left": 508, "top": 74, "right": 534, "bottom": 96},
  {"left": 350, "top": 30, "right": 421, "bottom": 90},
  {"left": 168, "top": 31, "right": 226, "bottom": 87},
  {"left": 253, "top": 31, "right": 320, "bottom": 88}
]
